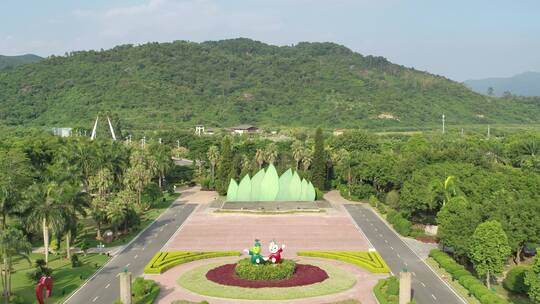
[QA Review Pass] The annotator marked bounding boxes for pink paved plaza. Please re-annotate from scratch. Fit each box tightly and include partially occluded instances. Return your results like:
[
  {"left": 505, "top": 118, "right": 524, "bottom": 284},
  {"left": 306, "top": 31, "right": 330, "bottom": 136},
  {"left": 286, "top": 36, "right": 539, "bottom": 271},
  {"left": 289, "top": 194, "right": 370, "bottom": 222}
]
[{"left": 149, "top": 187, "right": 383, "bottom": 304}]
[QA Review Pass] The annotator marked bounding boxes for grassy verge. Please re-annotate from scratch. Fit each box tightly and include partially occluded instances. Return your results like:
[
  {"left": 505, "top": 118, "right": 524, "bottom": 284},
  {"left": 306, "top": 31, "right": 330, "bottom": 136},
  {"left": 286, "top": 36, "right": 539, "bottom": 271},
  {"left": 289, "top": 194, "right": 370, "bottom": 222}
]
[
  {"left": 77, "top": 192, "right": 180, "bottom": 249},
  {"left": 425, "top": 257, "right": 480, "bottom": 304},
  {"left": 297, "top": 251, "right": 390, "bottom": 273},
  {"left": 10, "top": 253, "right": 109, "bottom": 303},
  {"left": 178, "top": 262, "right": 356, "bottom": 300},
  {"left": 144, "top": 251, "right": 241, "bottom": 274}
]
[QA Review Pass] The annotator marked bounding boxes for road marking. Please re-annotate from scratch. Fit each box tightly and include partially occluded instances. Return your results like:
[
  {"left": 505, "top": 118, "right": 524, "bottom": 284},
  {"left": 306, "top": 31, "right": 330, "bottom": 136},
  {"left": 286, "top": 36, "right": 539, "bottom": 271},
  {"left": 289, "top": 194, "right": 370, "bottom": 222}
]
[
  {"left": 412, "top": 271, "right": 416, "bottom": 277},
  {"left": 432, "top": 294, "right": 437, "bottom": 300},
  {"left": 134, "top": 254, "right": 138, "bottom": 259},
  {"left": 390, "top": 246, "right": 394, "bottom": 250},
  {"left": 105, "top": 283, "right": 110, "bottom": 289},
  {"left": 404, "top": 262, "right": 408, "bottom": 267},
  {"left": 370, "top": 223, "right": 373, "bottom": 226},
  {"left": 379, "top": 234, "right": 383, "bottom": 237},
  {"left": 397, "top": 254, "right": 401, "bottom": 258},
  {"left": 421, "top": 281, "right": 426, "bottom": 287},
  {"left": 384, "top": 239, "right": 388, "bottom": 243},
  {"left": 160, "top": 228, "right": 164, "bottom": 232},
  {"left": 374, "top": 228, "right": 378, "bottom": 231},
  {"left": 126, "top": 263, "right": 130, "bottom": 267},
  {"left": 92, "top": 296, "right": 99, "bottom": 302}
]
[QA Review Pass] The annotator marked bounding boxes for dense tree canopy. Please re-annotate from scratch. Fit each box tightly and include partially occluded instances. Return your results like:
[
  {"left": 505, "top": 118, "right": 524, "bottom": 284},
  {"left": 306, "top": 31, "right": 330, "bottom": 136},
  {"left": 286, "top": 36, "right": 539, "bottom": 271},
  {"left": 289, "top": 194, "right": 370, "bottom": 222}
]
[{"left": 1, "top": 39, "right": 539, "bottom": 130}]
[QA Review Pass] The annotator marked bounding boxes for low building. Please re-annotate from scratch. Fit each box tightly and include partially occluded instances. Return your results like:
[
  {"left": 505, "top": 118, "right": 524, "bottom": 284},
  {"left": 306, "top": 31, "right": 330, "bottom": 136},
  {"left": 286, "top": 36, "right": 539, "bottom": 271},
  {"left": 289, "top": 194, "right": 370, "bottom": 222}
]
[
  {"left": 52, "top": 127, "right": 72, "bottom": 137},
  {"left": 230, "top": 124, "right": 259, "bottom": 135},
  {"left": 333, "top": 129, "right": 346, "bottom": 136}
]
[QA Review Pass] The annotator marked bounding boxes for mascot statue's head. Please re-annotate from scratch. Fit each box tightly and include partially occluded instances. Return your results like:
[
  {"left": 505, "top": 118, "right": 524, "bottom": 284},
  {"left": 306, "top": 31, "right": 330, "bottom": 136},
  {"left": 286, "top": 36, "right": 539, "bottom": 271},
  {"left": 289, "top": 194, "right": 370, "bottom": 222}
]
[{"left": 267, "top": 240, "right": 285, "bottom": 264}]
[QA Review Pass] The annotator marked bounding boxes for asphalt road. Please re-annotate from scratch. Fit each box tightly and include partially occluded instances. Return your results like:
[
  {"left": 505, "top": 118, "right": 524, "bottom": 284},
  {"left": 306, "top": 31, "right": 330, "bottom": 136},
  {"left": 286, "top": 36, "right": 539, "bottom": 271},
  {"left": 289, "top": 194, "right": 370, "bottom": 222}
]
[
  {"left": 64, "top": 198, "right": 196, "bottom": 304},
  {"left": 345, "top": 204, "right": 465, "bottom": 304}
]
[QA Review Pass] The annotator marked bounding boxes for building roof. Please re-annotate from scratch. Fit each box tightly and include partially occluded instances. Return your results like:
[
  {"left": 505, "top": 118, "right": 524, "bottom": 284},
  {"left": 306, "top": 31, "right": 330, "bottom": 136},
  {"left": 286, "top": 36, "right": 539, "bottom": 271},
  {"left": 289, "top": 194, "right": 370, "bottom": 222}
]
[{"left": 231, "top": 124, "right": 258, "bottom": 130}]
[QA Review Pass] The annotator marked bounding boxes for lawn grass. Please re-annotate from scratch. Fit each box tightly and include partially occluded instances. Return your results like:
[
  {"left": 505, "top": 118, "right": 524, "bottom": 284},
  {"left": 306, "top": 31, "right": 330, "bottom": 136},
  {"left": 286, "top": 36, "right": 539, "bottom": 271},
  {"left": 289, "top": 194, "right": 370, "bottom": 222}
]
[
  {"left": 76, "top": 192, "right": 180, "bottom": 249},
  {"left": 10, "top": 253, "right": 109, "bottom": 303},
  {"left": 425, "top": 257, "right": 480, "bottom": 304},
  {"left": 178, "top": 261, "right": 356, "bottom": 300}
]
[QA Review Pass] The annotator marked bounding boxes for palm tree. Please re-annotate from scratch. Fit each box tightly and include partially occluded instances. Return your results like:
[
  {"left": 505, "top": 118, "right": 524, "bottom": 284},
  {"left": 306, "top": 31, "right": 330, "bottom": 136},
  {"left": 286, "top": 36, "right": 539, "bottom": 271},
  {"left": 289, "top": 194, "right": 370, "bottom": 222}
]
[
  {"left": 124, "top": 151, "right": 152, "bottom": 210},
  {"left": 332, "top": 148, "right": 352, "bottom": 196},
  {"left": 240, "top": 155, "right": 252, "bottom": 177},
  {"left": 301, "top": 149, "right": 313, "bottom": 171},
  {"left": 265, "top": 143, "right": 278, "bottom": 165},
  {"left": 150, "top": 143, "right": 173, "bottom": 189},
  {"left": 207, "top": 146, "right": 219, "bottom": 182},
  {"left": 59, "top": 185, "right": 88, "bottom": 259},
  {"left": 107, "top": 190, "right": 135, "bottom": 235},
  {"left": 291, "top": 141, "right": 304, "bottom": 170},
  {"left": 88, "top": 168, "right": 113, "bottom": 240},
  {"left": 255, "top": 149, "right": 265, "bottom": 169},
  {"left": 26, "top": 182, "right": 65, "bottom": 265},
  {"left": 0, "top": 226, "right": 31, "bottom": 303},
  {"left": 0, "top": 149, "right": 32, "bottom": 229}
]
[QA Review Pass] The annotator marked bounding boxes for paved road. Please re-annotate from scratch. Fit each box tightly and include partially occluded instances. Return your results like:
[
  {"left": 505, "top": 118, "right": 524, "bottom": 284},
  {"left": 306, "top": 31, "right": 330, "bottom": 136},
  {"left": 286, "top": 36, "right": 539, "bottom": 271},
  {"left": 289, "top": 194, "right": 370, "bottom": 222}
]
[
  {"left": 64, "top": 198, "right": 196, "bottom": 304},
  {"left": 345, "top": 204, "right": 465, "bottom": 304}
]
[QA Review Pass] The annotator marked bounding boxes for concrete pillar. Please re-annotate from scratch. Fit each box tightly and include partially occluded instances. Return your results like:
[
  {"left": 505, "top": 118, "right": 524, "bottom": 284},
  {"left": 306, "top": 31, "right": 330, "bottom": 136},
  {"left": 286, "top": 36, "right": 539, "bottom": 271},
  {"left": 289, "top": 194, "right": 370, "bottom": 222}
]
[
  {"left": 399, "top": 271, "right": 412, "bottom": 304},
  {"left": 119, "top": 272, "right": 132, "bottom": 304}
]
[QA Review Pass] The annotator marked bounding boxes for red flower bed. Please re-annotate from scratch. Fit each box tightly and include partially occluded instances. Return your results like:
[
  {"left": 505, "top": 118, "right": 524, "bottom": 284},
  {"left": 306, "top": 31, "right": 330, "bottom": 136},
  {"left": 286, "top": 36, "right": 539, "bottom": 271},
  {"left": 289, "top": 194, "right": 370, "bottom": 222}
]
[{"left": 206, "top": 263, "right": 328, "bottom": 288}]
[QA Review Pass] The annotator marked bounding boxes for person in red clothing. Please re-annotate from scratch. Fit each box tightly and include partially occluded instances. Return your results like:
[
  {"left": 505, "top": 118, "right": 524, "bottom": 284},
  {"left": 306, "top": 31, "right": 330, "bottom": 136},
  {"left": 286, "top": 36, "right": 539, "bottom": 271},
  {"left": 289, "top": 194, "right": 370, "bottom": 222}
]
[{"left": 266, "top": 240, "right": 285, "bottom": 264}]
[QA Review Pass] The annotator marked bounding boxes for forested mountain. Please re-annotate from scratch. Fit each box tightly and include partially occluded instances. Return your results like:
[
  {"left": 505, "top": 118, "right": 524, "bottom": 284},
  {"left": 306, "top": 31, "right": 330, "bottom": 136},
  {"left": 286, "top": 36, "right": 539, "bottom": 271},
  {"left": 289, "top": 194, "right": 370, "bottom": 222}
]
[
  {"left": 1, "top": 38, "right": 539, "bottom": 130},
  {"left": 465, "top": 71, "right": 540, "bottom": 97},
  {"left": 0, "top": 54, "right": 43, "bottom": 70}
]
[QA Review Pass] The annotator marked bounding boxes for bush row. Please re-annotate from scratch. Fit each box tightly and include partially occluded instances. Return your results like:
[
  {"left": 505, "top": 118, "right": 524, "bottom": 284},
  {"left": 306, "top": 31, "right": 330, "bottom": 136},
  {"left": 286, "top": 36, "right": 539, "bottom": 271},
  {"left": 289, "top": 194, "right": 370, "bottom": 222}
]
[
  {"left": 429, "top": 249, "right": 508, "bottom": 304},
  {"left": 144, "top": 251, "right": 240, "bottom": 274},
  {"left": 113, "top": 278, "right": 160, "bottom": 304},
  {"left": 297, "top": 251, "right": 390, "bottom": 273},
  {"left": 373, "top": 277, "right": 399, "bottom": 304},
  {"left": 502, "top": 265, "right": 530, "bottom": 294},
  {"left": 386, "top": 209, "right": 412, "bottom": 236}
]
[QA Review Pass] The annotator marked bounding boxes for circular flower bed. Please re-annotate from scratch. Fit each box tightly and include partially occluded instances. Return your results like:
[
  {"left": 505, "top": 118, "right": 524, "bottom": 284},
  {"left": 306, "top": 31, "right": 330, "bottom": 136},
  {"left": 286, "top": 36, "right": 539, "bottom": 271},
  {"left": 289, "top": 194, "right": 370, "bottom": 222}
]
[
  {"left": 234, "top": 258, "right": 296, "bottom": 281},
  {"left": 178, "top": 262, "right": 357, "bottom": 300},
  {"left": 207, "top": 263, "right": 328, "bottom": 288}
]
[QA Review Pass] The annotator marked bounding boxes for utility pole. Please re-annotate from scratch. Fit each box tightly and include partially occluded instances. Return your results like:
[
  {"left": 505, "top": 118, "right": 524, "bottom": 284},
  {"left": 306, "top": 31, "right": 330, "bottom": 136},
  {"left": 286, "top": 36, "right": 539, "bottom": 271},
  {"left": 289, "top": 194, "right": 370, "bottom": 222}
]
[
  {"left": 159, "top": 138, "right": 162, "bottom": 144},
  {"left": 461, "top": 128, "right": 464, "bottom": 136},
  {"left": 487, "top": 125, "right": 491, "bottom": 138},
  {"left": 141, "top": 136, "right": 146, "bottom": 149},
  {"left": 442, "top": 114, "right": 446, "bottom": 134},
  {"left": 177, "top": 140, "right": 180, "bottom": 149}
]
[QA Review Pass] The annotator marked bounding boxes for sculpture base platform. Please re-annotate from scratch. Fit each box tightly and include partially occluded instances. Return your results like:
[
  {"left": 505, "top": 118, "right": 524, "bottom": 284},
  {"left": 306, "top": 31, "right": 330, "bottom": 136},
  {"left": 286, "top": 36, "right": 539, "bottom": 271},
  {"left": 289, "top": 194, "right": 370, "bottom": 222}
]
[{"left": 218, "top": 200, "right": 329, "bottom": 212}]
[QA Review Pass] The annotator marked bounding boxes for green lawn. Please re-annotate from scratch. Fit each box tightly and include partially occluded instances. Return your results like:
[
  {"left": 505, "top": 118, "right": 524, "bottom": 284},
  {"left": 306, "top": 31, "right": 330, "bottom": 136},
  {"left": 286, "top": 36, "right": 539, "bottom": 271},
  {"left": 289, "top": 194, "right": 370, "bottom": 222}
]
[
  {"left": 178, "top": 262, "right": 357, "bottom": 300},
  {"left": 76, "top": 192, "right": 180, "bottom": 249},
  {"left": 10, "top": 253, "right": 109, "bottom": 303}
]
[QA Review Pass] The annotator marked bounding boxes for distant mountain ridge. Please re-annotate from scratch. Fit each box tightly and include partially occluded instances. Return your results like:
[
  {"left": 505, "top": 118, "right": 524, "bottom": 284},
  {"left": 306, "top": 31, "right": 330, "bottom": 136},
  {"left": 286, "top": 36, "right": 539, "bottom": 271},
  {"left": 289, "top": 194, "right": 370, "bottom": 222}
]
[
  {"left": 465, "top": 71, "right": 540, "bottom": 97},
  {"left": 0, "top": 38, "right": 539, "bottom": 129},
  {"left": 0, "top": 54, "right": 43, "bottom": 70}
]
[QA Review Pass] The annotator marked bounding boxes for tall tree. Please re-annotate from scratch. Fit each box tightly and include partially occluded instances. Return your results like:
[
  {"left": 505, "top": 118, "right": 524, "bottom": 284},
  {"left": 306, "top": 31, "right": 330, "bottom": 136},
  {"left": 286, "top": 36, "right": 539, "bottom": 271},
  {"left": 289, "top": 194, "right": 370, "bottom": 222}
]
[
  {"left": 291, "top": 141, "right": 304, "bottom": 170},
  {"left": 255, "top": 149, "right": 265, "bottom": 169},
  {"left": 88, "top": 168, "right": 114, "bottom": 240},
  {"left": 311, "top": 128, "right": 327, "bottom": 189},
  {"left": 0, "top": 149, "right": 32, "bottom": 229},
  {"left": 469, "top": 220, "right": 512, "bottom": 288},
  {"left": 59, "top": 184, "right": 88, "bottom": 259},
  {"left": 525, "top": 256, "right": 540, "bottom": 303},
  {"left": 124, "top": 150, "right": 152, "bottom": 210},
  {"left": 436, "top": 196, "right": 481, "bottom": 260},
  {"left": 301, "top": 148, "right": 313, "bottom": 171},
  {"left": 26, "top": 182, "right": 66, "bottom": 265},
  {"left": 149, "top": 143, "right": 173, "bottom": 189},
  {"left": 207, "top": 145, "right": 219, "bottom": 182},
  {"left": 0, "top": 226, "right": 31, "bottom": 303},
  {"left": 265, "top": 143, "right": 278, "bottom": 165},
  {"left": 216, "top": 136, "right": 234, "bottom": 195}
]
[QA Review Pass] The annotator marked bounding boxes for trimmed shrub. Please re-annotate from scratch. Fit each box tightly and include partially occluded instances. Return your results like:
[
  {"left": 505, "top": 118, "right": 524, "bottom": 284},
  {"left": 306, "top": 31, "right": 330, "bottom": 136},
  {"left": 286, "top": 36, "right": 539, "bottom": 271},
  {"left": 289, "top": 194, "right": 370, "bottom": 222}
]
[
  {"left": 71, "top": 253, "right": 81, "bottom": 268},
  {"left": 234, "top": 258, "right": 296, "bottom": 280},
  {"left": 429, "top": 249, "right": 508, "bottom": 304},
  {"left": 144, "top": 251, "right": 240, "bottom": 274},
  {"left": 386, "top": 276, "right": 399, "bottom": 295},
  {"left": 350, "top": 183, "right": 376, "bottom": 199},
  {"left": 132, "top": 277, "right": 161, "bottom": 304},
  {"left": 503, "top": 265, "right": 529, "bottom": 294},
  {"left": 297, "top": 251, "right": 390, "bottom": 273},
  {"left": 385, "top": 190, "right": 400, "bottom": 209},
  {"left": 386, "top": 211, "right": 411, "bottom": 236},
  {"left": 315, "top": 187, "right": 324, "bottom": 200}
]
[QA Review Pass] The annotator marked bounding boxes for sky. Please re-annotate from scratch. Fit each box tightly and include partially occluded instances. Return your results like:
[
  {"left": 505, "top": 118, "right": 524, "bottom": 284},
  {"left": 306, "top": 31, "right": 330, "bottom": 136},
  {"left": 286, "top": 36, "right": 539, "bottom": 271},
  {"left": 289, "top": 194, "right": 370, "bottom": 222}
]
[{"left": 1, "top": 0, "right": 539, "bottom": 81}]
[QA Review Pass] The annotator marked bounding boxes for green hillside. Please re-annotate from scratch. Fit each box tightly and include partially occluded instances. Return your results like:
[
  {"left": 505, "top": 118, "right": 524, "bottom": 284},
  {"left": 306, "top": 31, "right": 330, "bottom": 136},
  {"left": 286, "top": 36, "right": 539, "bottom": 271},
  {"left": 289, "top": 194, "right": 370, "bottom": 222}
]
[
  {"left": 0, "top": 54, "right": 43, "bottom": 70},
  {"left": 0, "top": 38, "right": 539, "bottom": 130}
]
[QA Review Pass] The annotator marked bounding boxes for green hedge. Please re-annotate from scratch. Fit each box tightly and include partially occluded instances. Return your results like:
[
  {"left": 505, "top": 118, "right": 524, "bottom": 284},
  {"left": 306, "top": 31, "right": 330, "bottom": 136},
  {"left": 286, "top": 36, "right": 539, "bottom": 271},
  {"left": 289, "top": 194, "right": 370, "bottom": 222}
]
[
  {"left": 373, "top": 277, "right": 399, "bottom": 304},
  {"left": 429, "top": 249, "right": 508, "bottom": 304},
  {"left": 503, "top": 265, "right": 530, "bottom": 294},
  {"left": 144, "top": 251, "right": 240, "bottom": 274},
  {"left": 386, "top": 210, "right": 412, "bottom": 236},
  {"left": 133, "top": 277, "right": 160, "bottom": 304},
  {"left": 297, "top": 250, "right": 390, "bottom": 273},
  {"left": 235, "top": 258, "right": 296, "bottom": 280}
]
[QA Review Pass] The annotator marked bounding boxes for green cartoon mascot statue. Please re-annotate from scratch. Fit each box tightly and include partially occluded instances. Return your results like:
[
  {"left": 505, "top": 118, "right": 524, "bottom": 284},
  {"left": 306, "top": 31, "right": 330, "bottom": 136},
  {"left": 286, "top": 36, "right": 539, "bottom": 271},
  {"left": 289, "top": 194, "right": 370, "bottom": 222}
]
[{"left": 244, "top": 239, "right": 264, "bottom": 264}]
